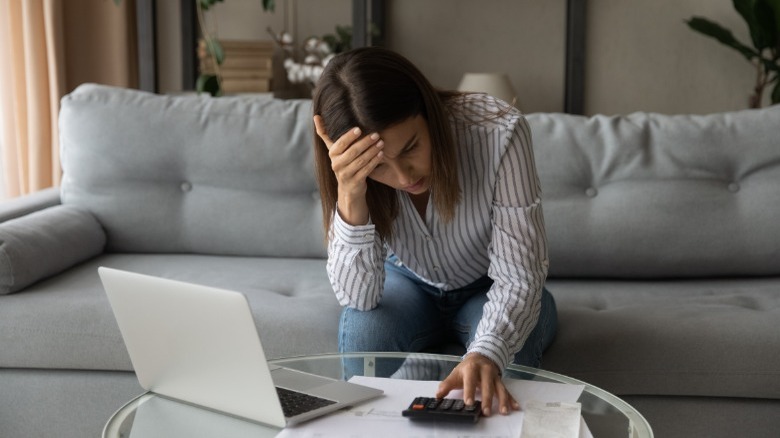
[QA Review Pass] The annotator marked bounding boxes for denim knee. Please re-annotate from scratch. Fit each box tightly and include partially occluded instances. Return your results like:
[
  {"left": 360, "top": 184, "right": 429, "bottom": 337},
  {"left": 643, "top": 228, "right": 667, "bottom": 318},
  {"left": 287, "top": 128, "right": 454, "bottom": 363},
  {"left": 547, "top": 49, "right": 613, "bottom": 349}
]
[
  {"left": 513, "top": 287, "right": 558, "bottom": 367},
  {"left": 339, "top": 306, "right": 378, "bottom": 353},
  {"left": 339, "top": 305, "right": 435, "bottom": 379}
]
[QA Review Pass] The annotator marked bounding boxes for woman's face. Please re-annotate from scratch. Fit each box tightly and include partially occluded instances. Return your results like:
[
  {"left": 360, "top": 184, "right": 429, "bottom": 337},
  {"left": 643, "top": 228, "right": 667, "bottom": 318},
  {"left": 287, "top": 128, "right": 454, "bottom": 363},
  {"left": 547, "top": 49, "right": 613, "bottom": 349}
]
[{"left": 368, "top": 115, "right": 432, "bottom": 196}]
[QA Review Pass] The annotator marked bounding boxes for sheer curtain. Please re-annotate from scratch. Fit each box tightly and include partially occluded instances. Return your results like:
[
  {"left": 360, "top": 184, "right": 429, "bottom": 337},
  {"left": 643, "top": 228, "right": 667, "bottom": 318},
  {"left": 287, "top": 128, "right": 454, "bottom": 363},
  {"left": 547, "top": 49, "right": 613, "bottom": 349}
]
[{"left": 0, "top": 0, "right": 137, "bottom": 198}]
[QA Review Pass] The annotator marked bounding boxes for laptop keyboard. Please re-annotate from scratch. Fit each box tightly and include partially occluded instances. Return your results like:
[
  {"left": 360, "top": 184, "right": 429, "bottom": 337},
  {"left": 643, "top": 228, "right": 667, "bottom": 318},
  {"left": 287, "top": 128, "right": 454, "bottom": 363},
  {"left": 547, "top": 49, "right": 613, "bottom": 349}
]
[{"left": 276, "top": 386, "right": 337, "bottom": 418}]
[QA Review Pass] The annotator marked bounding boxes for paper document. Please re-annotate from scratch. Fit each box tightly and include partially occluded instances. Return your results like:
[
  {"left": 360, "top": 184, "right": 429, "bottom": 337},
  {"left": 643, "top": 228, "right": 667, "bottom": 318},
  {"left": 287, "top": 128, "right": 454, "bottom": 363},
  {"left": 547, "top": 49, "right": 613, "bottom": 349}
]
[
  {"left": 276, "top": 376, "right": 592, "bottom": 438},
  {"left": 520, "top": 401, "right": 582, "bottom": 438}
]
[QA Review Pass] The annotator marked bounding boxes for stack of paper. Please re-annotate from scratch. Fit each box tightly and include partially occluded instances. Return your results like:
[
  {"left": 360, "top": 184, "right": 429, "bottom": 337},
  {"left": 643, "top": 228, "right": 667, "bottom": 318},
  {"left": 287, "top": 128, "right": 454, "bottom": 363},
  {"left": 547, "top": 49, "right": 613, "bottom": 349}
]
[{"left": 277, "top": 376, "right": 593, "bottom": 438}]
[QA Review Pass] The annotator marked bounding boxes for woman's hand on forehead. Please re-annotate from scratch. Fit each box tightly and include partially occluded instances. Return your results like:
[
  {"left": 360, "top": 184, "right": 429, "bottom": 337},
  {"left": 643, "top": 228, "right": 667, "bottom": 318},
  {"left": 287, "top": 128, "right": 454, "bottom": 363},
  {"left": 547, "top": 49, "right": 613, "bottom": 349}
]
[{"left": 313, "top": 115, "right": 385, "bottom": 225}]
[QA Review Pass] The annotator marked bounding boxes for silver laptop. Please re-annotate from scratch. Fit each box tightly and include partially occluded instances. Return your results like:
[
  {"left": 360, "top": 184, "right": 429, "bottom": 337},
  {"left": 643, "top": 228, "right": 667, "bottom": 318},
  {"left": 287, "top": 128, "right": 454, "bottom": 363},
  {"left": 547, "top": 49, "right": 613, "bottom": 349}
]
[{"left": 98, "top": 267, "right": 383, "bottom": 428}]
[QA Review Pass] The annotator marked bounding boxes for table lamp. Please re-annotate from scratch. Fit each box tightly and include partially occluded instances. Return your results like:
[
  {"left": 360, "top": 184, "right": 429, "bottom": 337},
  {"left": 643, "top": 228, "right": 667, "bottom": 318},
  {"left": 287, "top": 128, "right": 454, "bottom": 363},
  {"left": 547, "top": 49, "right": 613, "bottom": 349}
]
[{"left": 457, "top": 73, "right": 519, "bottom": 108}]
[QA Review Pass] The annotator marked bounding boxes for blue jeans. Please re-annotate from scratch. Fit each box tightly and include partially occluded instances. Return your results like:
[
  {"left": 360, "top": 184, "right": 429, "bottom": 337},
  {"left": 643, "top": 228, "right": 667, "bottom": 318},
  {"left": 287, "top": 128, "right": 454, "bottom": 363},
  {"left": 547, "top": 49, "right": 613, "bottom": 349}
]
[{"left": 339, "top": 256, "right": 558, "bottom": 376}]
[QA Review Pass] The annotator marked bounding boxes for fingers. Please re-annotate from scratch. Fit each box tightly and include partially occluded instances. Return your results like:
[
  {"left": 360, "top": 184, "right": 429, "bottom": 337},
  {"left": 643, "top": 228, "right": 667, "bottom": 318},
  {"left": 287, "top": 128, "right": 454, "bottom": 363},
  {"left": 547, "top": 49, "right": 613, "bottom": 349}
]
[
  {"left": 335, "top": 132, "right": 382, "bottom": 162},
  {"left": 313, "top": 115, "right": 373, "bottom": 157},
  {"left": 330, "top": 135, "right": 382, "bottom": 176},
  {"left": 330, "top": 130, "right": 380, "bottom": 167},
  {"left": 494, "top": 380, "right": 520, "bottom": 415},
  {"left": 480, "top": 370, "right": 494, "bottom": 417},
  {"left": 315, "top": 115, "right": 384, "bottom": 201},
  {"left": 438, "top": 354, "right": 520, "bottom": 417},
  {"left": 436, "top": 374, "right": 458, "bottom": 400},
  {"left": 314, "top": 116, "right": 383, "bottom": 169},
  {"left": 462, "top": 368, "right": 477, "bottom": 408},
  {"left": 344, "top": 143, "right": 384, "bottom": 183},
  {"left": 329, "top": 135, "right": 384, "bottom": 193}
]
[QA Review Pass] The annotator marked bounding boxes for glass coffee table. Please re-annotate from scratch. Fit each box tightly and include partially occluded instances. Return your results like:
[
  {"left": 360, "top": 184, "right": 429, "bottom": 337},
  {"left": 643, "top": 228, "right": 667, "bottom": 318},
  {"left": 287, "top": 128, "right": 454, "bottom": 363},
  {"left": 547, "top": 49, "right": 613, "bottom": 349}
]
[{"left": 103, "top": 352, "right": 652, "bottom": 438}]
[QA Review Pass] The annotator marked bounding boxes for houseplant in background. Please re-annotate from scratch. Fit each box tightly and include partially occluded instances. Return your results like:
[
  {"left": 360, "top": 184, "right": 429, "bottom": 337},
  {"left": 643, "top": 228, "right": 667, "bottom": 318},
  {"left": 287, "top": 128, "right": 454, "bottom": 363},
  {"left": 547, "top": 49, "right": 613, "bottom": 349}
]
[
  {"left": 267, "top": 24, "right": 360, "bottom": 88},
  {"left": 265, "top": 22, "right": 379, "bottom": 97},
  {"left": 197, "top": 0, "right": 275, "bottom": 96},
  {"left": 197, "top": 0, "right": 365, "bottom": 96},
  {"left": 686, "top": 0, "right": 780, "bottom": 108}
]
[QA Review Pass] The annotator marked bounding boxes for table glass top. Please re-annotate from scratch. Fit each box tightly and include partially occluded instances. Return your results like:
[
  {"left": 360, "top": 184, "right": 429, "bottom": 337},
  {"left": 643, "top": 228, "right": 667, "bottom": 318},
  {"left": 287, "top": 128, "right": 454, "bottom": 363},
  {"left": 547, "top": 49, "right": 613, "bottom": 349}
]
[{"left": 103, "top": 352, "right": 652, "bottom": 438}]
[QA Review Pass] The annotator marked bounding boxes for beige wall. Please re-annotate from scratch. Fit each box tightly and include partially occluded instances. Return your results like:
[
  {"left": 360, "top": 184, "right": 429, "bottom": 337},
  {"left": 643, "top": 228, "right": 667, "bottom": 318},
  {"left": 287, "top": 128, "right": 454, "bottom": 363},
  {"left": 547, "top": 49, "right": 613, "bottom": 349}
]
[
  {"left": 202, "top": 0, "right": 350, "bottom": 40},
  {"left": 386, "top": 0, "right": 565, "bottom": 114},
  {"left": 157, "top": 0, "right": 766, "bottom": 115},
  {"left": 586, "top": 0, "right": 763, "bottom": 115}
]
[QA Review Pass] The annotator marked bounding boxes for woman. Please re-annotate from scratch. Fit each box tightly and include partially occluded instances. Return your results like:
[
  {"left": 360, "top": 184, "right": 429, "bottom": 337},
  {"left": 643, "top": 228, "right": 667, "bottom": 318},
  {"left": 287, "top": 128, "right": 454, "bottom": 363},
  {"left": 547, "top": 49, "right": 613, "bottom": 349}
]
[{"left": 312, "top": 47, "right": 557, "bottom": 417}]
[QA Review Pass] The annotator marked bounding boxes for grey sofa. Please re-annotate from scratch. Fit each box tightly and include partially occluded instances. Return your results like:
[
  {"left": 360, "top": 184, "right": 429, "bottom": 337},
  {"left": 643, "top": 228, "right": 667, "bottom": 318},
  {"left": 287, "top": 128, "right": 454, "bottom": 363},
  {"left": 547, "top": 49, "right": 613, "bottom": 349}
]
[{"left": 0, "top": 84, "right": 777, "bottom": 437}]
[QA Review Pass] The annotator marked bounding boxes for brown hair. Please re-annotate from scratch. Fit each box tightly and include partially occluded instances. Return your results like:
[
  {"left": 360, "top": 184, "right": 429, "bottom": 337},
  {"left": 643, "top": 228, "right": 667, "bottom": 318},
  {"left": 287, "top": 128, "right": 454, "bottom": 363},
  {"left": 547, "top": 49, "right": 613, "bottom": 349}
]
[{"left": 312, "top": 47, "right": 461, "bottom": 242}]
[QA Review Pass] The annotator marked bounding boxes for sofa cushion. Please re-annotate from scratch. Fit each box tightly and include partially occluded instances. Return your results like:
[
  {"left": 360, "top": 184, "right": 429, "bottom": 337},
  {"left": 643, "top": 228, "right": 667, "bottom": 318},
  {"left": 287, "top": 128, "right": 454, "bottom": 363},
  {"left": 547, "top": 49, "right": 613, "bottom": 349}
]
[
  {"left": 0, "top": 254, "right": 339, "bottom": 371},
  {"left": 0, "top": 205, "right": 105, "bottom": 295},
  {"left": 0, "top": 186, "right": 60, "bottom": 222},
  {"left": 542, "top": 277, "right": 780, "bottom": 400},
  {"left": 528, "top": 105, "right": 780, "bottom": 278},
  {"left": 59, "top": 84, "right": 324, "bottom": 258}
]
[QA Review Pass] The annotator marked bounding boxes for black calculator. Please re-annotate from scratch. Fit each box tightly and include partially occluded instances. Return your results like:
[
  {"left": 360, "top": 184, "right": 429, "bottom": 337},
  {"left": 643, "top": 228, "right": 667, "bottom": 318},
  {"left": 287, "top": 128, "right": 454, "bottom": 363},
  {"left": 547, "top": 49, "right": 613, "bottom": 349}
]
[{"left": 402, "top": 396, "right": 482, "bottom": 423}]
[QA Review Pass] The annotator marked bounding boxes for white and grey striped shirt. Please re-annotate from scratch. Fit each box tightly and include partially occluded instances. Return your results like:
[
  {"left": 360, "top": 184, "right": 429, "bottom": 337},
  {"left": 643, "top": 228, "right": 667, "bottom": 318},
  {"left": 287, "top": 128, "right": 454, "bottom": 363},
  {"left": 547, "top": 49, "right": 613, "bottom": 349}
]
[{"left": 327, "top": 96, "right": 549, "bottom": 370}]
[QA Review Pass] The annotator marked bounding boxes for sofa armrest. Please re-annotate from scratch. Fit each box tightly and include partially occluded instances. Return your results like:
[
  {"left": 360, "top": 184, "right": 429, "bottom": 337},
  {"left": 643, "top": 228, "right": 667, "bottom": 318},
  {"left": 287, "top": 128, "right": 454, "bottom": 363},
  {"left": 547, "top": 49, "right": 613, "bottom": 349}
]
[
  {"left": 0, "top": 205, "right": 106, "bottom": 295},
  {"left": 0, "top": 187, "right": 61, "bottom": 223}
]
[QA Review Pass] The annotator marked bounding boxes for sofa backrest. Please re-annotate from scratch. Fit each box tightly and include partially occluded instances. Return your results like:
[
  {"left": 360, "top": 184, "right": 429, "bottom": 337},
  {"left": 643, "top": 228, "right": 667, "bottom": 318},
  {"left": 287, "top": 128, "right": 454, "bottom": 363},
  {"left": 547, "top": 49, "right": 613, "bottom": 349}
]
[
  {"left": 60, "top": 84, "right": 326, "bottom": 258},
  {"left": 60, "top": 84, "right": 780, "bottom": 276},
  {"left": 527, "top": 106, "right": 780, "bottom": 278}
]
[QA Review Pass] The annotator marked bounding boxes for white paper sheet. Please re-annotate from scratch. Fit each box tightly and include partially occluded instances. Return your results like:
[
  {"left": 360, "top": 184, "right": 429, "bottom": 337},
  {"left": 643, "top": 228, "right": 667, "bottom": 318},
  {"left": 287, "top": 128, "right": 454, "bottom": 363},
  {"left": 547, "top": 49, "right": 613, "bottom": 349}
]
[
  {"left": 276, "top": 376, "right": 592, "bottom": 438},
  {"left": 521, "top": 401, "right": 582, "bottom": 438}
]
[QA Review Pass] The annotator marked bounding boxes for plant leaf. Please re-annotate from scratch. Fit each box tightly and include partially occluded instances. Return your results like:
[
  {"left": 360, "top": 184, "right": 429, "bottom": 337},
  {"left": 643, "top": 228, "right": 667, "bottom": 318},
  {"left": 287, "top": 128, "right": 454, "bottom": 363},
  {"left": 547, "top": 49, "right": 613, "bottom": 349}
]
[
  {"left": 335, "top": 25, "right": 352, "bottom": 51},
  {"left": 262, "top": 0, "right": 275, "bottom": 12},
  {"left": 759, "top": 53, "right": 780, "bottom": 71},
  {"left": 322, "top": 34, "right": 339, "bottom": 47},
  {"left": 772, "top": 79, "right": 780, "bottom": 103},
  {"left": 686, "top": 17, "right": 760, "bottom": 61},
  {"left": 761, "top": 0, "right": 780, "bottom": 51},
  {"left": 199, "top": 0, "right": 223, "bottom": 11},
  {"left": 369, "top": 22, "right": 382, "bottom": 39},
  {"left": 754, "top": 0, "right": 778, "bottom": 49},
  {"left": 205, "top": 38, "right": 225, "bottom": 65},
  {"left": 196, "top": 74, "right": 221, "bottom": 96},
  {"left": 733, "top": 0, "right": 769, "bottom": 49}
]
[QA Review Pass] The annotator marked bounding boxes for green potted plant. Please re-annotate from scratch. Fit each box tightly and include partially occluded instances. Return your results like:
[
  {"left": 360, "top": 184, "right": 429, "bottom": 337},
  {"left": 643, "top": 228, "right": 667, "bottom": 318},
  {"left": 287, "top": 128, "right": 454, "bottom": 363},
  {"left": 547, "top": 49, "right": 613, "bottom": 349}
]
[
  {"left": 686, "top": 0, "right": 780, "bottom": 108},
  {"left": 197, "top": 0, "right": 275, "bottom": 96}
]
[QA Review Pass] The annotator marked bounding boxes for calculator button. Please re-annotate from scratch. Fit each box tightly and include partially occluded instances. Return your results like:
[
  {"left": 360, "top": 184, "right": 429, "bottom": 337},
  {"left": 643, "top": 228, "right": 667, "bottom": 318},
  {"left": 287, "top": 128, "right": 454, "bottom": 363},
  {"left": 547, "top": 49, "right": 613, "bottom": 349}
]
[{"left": 402, "top": 397, "right": 481, "bottom": 423}]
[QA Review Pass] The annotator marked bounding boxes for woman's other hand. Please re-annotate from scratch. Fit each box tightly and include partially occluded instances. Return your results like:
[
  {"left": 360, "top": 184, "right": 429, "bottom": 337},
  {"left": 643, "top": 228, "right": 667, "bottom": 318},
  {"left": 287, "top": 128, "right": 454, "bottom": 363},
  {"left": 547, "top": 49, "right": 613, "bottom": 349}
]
[
  {"left": 436, "top": 353, "right": 520, "bottom": 417},
  {"left": 314, "top": 115, "right": 384, "bottom": 225}
]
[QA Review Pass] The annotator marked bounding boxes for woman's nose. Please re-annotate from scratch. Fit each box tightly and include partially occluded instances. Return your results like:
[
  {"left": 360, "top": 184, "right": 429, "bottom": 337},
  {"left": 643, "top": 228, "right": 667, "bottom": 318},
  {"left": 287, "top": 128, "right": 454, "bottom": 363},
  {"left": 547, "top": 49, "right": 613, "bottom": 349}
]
[
  {"left": 396, "top": 171, "right": 412, "bottom": 186},
  {"left": 391, "top": 163, "right": 413, "bottom": 186}
]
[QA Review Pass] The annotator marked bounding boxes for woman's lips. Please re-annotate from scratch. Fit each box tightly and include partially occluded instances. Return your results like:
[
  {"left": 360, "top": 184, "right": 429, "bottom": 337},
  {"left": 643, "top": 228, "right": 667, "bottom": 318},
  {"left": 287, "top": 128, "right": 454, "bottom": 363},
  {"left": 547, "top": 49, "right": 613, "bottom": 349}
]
[{"left": 404, "top": 178, "right": 425, "bottom": 192}]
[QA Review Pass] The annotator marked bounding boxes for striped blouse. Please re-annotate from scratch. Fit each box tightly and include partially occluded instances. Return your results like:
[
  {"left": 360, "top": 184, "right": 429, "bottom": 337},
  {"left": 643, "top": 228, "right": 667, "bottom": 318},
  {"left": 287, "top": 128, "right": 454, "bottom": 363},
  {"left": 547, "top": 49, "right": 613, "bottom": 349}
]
[{"left": 326, "top": 96, "right": 549, "bottom": 371}]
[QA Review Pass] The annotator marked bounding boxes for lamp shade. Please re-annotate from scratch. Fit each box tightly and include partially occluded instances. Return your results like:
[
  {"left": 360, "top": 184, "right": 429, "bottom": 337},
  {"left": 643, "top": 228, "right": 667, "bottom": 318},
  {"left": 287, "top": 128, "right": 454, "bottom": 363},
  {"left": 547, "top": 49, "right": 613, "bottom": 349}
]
[{"left": 457, "top": 73, "right": 518, "bottom": 108}]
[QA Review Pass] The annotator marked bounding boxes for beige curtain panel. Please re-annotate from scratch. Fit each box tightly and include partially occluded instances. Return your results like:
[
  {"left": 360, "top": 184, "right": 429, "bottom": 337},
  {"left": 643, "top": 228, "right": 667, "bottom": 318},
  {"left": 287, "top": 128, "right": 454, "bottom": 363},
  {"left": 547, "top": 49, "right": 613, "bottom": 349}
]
[{"left": 0, "top": 0, "right": 137, "bottom": 198}]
